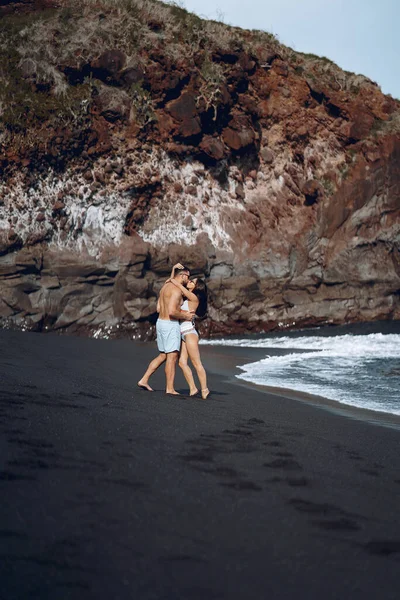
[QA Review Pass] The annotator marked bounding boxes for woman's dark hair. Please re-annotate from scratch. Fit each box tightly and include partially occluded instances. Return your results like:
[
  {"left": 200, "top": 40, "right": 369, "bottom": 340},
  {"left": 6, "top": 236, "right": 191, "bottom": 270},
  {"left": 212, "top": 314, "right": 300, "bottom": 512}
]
[{"left": 193, "top": 278, "right": 208, "bottom": 318}]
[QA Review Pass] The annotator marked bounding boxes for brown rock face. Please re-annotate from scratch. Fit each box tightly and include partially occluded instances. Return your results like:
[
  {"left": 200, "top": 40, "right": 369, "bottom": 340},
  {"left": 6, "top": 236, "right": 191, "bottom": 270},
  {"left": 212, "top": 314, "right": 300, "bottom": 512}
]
[
  {"left": 0, "top": 231, "right": 23, "bottom": 256},
  {"left": 302, "top": 180, "right": 324, "bottom": 206},
  {"left": 0, "top": 2, "right": 399, "bottom": 338},
  {"left": 347, "top": 110, "right": 375, "bottom": 141},
  {"left": 200, "top": 136, "right": 225, "bottom": 160},
  {"left": 222, "top": 114, "right": 256, "bottom": 151},
  {"left": 165, "top": 93, "right": 202, "bottom": 138},
  {"left": 90, "top": 50, "right": 127, "bottom": 82},
  {"left": 95, "top": 86, "right": 131, "bottom": 122}
]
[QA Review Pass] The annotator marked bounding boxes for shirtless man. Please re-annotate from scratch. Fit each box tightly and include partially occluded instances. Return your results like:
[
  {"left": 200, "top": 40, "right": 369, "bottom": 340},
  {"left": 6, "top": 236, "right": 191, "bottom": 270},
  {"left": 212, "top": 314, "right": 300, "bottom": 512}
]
[{"left": 137, "top": 265, "right": 193, "bottom": 395}]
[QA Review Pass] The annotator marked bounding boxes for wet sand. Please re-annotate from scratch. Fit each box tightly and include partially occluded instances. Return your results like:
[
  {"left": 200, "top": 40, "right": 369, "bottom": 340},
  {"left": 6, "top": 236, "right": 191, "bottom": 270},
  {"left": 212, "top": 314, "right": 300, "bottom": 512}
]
[{"left": 1, "top": 329, "right": 400, "bottom": 599}]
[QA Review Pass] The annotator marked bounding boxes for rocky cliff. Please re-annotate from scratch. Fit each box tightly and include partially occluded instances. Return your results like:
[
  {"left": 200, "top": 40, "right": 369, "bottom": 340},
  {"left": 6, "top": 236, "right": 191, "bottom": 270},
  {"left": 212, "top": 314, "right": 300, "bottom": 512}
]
[{"left": 1, "top": 0, "right": 399, "bottom": 338}]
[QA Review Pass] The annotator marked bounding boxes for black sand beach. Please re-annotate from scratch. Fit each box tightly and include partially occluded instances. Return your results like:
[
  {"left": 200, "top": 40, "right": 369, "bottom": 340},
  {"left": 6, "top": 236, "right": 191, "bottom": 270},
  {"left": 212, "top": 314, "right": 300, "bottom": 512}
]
[{"left": 1, "top": 329, "right": 400, "bottom": 600}]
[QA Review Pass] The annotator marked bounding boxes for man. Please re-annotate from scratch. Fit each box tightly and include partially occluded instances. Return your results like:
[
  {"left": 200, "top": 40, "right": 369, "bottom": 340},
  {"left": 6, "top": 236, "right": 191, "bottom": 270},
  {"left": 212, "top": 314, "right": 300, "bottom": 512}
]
[{"left": 137, "top": 265, "right": 193, "bottom": 395}]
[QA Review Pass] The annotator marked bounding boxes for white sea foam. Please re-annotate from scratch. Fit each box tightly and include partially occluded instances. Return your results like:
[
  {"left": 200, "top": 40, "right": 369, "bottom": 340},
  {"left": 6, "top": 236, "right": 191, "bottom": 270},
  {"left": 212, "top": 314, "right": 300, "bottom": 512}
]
[
  {"left": 202, "top": 333, "right": 400, "bottom": 357},
  {"left": 202, "top": 333, "right": 400, "bottom": 415}
]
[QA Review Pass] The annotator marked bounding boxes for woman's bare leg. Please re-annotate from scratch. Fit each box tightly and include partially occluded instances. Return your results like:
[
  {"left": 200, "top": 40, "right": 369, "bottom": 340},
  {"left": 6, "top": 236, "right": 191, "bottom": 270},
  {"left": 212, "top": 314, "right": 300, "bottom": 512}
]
[
  {"left": 184, "top": 334, "right": 209, "bottom": 399},
  {"left": 138, "top": 353, "right": 166, "bottom": 391},
  {"left": 178, "top": 341, "right": 198, "bottom": 396}
]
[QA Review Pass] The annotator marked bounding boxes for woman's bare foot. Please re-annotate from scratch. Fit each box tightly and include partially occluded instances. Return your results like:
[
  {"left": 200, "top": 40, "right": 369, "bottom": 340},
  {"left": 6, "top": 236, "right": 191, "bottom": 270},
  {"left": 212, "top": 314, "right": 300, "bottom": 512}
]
[
  {"left": 165, "top": 390, "right": 181, "bottom": 396},
  {"left": 137, "top": 380, "right": 153, "bottom": 392},
  {"left": 201, "top": 388, "right": 210, "bottom": 400},
  {"left": 190, "top": 388, "right": 199, "bottom": 397}
]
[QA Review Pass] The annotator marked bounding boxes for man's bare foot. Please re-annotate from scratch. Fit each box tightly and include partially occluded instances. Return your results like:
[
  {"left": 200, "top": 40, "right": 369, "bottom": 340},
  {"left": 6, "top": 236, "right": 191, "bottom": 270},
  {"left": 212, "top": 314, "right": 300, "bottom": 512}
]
[
  {"left": 190, "top": 388, "right": 199, "bottom": 397},
  {"left": 201, "top": 388, "right": 210, "bottom": 400},
  {"left": 137, "top": 381, "right": 153, "bottom": 392}
]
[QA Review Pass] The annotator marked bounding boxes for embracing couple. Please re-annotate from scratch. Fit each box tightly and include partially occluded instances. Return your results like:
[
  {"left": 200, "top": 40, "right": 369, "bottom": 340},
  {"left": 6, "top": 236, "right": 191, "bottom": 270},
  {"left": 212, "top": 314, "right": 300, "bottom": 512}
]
[{"left": 138, "top": 263, "right": 210, "bottom": 400}]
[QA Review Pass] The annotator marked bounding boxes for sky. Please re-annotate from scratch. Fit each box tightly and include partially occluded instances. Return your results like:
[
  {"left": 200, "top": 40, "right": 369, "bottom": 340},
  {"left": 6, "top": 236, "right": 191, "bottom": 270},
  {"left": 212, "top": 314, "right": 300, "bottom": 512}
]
[{"left": 174, "top": 0, "right": 399, "bottom": 99}]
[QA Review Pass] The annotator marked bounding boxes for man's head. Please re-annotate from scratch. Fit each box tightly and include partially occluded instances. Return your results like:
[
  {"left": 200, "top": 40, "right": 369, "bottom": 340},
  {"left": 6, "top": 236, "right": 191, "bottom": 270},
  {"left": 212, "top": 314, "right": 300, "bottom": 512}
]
[{"left": 173, "top": 265, "right": 190, "bottom": 285}]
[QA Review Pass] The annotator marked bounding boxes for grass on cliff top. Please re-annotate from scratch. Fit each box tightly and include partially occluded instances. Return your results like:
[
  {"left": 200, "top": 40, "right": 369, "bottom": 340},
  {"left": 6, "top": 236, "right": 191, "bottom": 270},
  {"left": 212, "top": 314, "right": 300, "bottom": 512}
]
[
  {"left": 0, "top": 0, "right": 395, "bottom": 138},
  {"left": 0, "top": 0, "right": 280, "bottom": 134}
]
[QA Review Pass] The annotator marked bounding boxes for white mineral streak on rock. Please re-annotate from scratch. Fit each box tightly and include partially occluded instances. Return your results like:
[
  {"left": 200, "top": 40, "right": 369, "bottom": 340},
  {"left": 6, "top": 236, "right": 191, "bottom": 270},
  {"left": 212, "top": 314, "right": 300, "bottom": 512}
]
[
  {"left": 0, "top": 170, "right": 131, "bottom": 258},
  {"left": 0, "top": 139, "right": 347, "bottom": 259},
  {"left": 61, "top": 196, "right": 130, "bottom": 256},
  {"left": 137, "top": 151, "right": 245, "bottom": 249},
  {"left": 0, "top": 148, "right": 248, "bottom": 255}
]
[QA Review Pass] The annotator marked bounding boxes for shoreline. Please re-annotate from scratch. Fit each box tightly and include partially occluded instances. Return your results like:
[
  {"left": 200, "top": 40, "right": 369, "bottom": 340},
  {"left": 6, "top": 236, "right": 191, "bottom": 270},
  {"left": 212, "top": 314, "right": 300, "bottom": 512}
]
[{"left": 199, "top": 344, "right": 400, "bottom": 430}]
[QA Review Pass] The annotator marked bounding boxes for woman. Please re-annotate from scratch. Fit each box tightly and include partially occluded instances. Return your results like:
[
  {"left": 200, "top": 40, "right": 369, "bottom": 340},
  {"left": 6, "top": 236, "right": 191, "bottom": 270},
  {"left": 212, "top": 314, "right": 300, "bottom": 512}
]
[{"left": 169, "top": 272, "right": 210, "bottom": 400}]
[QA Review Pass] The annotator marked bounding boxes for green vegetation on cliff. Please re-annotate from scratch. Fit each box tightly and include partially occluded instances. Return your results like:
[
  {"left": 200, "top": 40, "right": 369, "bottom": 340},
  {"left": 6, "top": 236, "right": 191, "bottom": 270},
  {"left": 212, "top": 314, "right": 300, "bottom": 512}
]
[{"left": 1, "top": 0, "right": 389, "bottom": 140}]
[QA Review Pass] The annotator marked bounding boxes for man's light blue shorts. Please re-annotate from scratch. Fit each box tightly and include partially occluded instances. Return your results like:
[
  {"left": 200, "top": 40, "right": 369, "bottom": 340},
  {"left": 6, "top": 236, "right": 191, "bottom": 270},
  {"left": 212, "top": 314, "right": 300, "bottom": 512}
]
[{"left": 156, "top": 319, "right": 181, "bottom": 353}]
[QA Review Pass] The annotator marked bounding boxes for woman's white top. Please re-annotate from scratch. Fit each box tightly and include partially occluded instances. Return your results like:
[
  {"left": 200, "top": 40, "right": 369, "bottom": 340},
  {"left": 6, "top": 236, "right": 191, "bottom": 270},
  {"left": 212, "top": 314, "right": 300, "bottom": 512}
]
[{"left": 180, "top": 299, "right": 195, "bottom": 334}]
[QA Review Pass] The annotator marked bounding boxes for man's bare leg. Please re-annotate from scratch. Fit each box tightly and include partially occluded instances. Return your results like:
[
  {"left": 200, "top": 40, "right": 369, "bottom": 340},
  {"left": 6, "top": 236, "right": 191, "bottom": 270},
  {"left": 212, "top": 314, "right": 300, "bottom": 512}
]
[
  {"left": 138, "top": 353, "right": 166, "bottom": 391},
  {"left": 165, "top": 351, "right": 179, "bottom": 394}
]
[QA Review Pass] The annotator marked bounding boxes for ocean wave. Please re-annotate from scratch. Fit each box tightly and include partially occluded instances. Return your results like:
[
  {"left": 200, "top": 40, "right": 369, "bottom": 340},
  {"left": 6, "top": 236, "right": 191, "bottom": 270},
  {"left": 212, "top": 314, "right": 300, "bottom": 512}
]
[
  {"left": 202, "top": 332, "right": 400, "bottom": 416},
  {"left": 202, "top": 332, "right": 400, "bottom": 358}
]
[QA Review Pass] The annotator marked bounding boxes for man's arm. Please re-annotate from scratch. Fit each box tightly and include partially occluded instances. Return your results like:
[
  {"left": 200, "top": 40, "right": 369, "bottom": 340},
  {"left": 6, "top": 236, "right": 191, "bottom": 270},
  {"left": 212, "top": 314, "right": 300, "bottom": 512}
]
[
  {"left": 168, "top": 287, "right": 193, "bottom": 321},
  {"left": 169, "top": 278, "right": 197, "bottom": 303}
]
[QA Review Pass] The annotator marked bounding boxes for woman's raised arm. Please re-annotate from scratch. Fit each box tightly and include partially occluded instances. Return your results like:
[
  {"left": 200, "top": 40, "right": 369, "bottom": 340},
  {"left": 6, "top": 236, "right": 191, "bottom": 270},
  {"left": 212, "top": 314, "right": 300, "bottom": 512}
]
[
  {"left": 169, "top": 278, "right": 198, "bottom": 303},
  {"left": 169, "top": 262, "right": 184, "bottom": 280}
]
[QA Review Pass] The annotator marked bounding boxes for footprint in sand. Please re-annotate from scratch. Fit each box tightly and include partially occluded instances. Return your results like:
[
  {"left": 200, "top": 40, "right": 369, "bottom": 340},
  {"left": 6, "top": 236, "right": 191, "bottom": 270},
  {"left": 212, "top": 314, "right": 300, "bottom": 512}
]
[
  {"left": 273, "top": 451, "right": 294, "bottom": 458},
  {"left": 286, "top": 477, "right": 310, "bottom": 487},
  {"left": 313, "top": 518, "right": 360, "bottom": 532},
  {"left": 0, "top": 470, "right": 36, "bottom": 482},
  {"left": 364, "top": 540, "right": 400, "bottom": 556},
  {"left": 288, "top": 498, "right": 362, "bottom": 532},
  {"left": 221, "top": 480, "right": 262, "bottom": 491},
  {"left": 346, "top": 451, "right": 363, "bottom": 461},
  {"left": 360, "top": 468, "right": 380, "bottom": 477},
  {"left": 246, "top": 418, "right": 266, "bottom": 425},
  {"left": 289, "top": 498, "right": 345, "bottom": 515},
  {"left": 181, "top": 451, "right": 214, "bottom": 463},
  {"left": 207, "top": 466, "right": 240, "bottom": 478},
  {"left": 223, "top": 428, "right": 253, "bottom": 437},
  {"left": 263, "top": 441, "right": 283, "bottom": 448},
  {"left": 266, "top": 476, "right": 310, "bottom": 488},
  {"left": 264, "top": 458, "right": 303, "bottom": 471}
]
